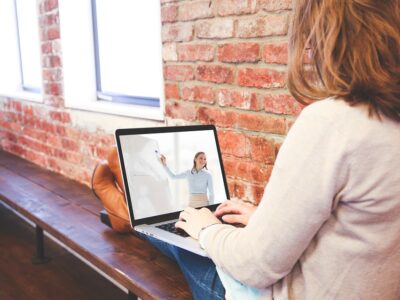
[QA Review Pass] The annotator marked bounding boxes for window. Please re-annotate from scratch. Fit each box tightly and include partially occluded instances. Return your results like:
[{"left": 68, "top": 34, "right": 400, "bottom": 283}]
[
  {"left": 59, "top": 0, "right": 165, "bottom": 120},
  {"left": 15, "top": 0, "right": 42, "bottom": 93},
  {"left": 92, "top": 0, "right": 162, "bottom": 107},
  {"left": 0, "top": 0, "right": 42, "bottom": 100}
]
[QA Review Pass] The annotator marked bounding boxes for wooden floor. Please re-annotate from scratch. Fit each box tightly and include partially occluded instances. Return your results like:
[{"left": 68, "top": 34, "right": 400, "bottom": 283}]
[{"left": 0, "top": 203, "right": 127, "bottom": 300}]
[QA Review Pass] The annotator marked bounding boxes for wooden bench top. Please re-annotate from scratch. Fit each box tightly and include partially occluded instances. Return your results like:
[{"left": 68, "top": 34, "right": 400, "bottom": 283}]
[{"left": 0, "top": 150, "right": 192, "bottom": 300}]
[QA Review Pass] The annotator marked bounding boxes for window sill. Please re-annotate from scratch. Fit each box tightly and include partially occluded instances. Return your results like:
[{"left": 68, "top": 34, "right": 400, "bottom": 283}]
[
  {"left": 66, "top": 99, "right": 165, "bottom": 121},
  {"left": 0, "top": 90, "right": 43, "bottom": 103}
]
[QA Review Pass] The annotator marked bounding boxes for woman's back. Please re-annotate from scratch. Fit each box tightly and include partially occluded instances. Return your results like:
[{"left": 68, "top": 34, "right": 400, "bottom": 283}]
[
  {"left": 276, "top": 99, "right": 400, "bottom": 299},
  {"left": 203, "top": 98, "right": 400, "bottom": 299}
]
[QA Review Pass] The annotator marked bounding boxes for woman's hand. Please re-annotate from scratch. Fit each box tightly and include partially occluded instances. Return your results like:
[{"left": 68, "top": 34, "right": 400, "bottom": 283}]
[
  {"left": 160, "top": 154, "right": 167, "bottom": 166},
  {"left": 214, "top": 200, "right": 256, "bottom": 226},
  {"left": 175, "top": 207, "right": 221, "bottom": 239}
]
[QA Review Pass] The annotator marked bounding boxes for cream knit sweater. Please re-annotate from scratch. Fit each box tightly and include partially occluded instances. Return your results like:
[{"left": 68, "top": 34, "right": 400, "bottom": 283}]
[{"left": 203, "top": 99, "right": 400, "bottom": 299}]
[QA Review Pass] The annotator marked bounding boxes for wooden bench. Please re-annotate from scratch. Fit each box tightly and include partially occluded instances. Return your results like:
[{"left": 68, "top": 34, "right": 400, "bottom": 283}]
[{"left": 0, "top": 150, "right": 192, "bottom": 300}]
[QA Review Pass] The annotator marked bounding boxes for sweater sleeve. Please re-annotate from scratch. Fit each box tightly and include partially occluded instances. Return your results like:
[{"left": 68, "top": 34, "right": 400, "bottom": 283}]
[
  {"left": 202, "top": 106, "right": 350, "bottom": 288},
  {"left": 163, "top": 166, "right": 188, "bottom": 179}
]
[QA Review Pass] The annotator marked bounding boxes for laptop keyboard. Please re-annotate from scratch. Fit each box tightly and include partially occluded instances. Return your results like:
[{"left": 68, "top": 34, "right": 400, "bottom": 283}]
[{"left": 156, "top": 222, "right": 189, "bottom": 237}]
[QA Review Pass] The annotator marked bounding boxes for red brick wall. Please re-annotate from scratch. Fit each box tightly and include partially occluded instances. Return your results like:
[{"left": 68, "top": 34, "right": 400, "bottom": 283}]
[
  {"left": 0, "top": 0, "right": 303, "bottom": 204},
  {"left": 162, "top": 0, "right": 303, "bottom": 203}
]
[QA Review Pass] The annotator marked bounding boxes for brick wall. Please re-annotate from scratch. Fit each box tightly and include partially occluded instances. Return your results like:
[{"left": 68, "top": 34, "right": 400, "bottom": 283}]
[
  {"left": 162, "top": 0, "right": 304, "bottom": 203},
  {"left": 0, "top": 0, "right": 303, "bottom": 204}
]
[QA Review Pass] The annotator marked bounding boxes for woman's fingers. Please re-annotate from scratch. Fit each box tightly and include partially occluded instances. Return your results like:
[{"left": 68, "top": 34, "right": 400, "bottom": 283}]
[
  {"left": 175, "top": 207, "right": 221, "bottom": 239},
  {"left": 222, "top": 214, "right": 247, "bottom": 224},
  {"left": 178, "top": 206, "right": 200, "bottom": 221},
  {"left": 179, "top": 210, "right": 190, "bottom": 221},
  {"left": 214, "top": 201, "right": 256, "bottom": 225},
  {"left": 215, "top": 200, "right": 234, "bottom": 213},
  {"left": 175, "top": 220, "right": 187, "bottom": 231},
  {"left": 160, "top": 154, "right": 167, "bottom": 165},
  {"left": 215, "top": 201, "right": 243, "bottom": 217},
  {"left": 215, "top": 206, "right": 240, "bottom": 217},
  {"left": 216, "top": 200, "right": 230, "bottom": 210}
]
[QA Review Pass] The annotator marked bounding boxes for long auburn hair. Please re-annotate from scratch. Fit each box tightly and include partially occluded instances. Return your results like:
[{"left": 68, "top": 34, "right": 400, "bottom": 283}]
[
  {"left": 287, "top": 0, "right": 400, "bottom": 122},
  {"left": 191, "top": 152, "right": 207, "bottom": 174}
]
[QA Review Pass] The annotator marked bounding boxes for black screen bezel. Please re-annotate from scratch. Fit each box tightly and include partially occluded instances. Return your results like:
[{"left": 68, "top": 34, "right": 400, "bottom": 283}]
[{"left": 115, "top": 125, "right": 230, "bottom": 227}]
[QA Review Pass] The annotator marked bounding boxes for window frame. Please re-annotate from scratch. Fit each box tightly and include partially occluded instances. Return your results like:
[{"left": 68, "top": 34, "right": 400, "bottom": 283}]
[
  {"left": 14, "top": 0, "right": 42, "bottom": 94},
  {"left": 91, "top": 0, "right": 161, "bottom": 108},
  {"left": 0, "top": 0, "right": 42, "bottom": 102},
  {"left": 59, "top": 0, "right": 165, "bottom": 121}
]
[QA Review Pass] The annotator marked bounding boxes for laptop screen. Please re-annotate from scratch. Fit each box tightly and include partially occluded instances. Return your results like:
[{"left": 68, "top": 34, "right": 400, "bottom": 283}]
[{"left": 116, "top": 125, "right": 229, "bottom": 224}]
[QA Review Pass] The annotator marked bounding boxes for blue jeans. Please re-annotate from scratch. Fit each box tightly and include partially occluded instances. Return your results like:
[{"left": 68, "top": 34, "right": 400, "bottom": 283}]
[{"left": 138, "top": 233, "right": 225, "bottom": 300}]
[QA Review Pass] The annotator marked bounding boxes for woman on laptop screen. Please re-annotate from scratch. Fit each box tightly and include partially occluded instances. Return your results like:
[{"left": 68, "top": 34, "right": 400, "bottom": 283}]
[{"left": 159, "top": 151, "right": 214, "bottom": 208}]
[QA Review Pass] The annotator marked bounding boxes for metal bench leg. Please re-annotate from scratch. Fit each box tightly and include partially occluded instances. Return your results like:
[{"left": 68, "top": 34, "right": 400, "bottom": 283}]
[
  {"left": 128, "top": 291, "right": 138, "bottom": 300},
  {"left": 32, "top": 225, "right": 51, "bottom": 264}
]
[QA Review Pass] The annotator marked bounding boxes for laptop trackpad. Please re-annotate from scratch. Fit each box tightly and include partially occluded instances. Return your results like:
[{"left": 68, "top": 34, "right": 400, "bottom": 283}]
[{"left": 135, "top": 224, "right": 207, "bottom": 257}]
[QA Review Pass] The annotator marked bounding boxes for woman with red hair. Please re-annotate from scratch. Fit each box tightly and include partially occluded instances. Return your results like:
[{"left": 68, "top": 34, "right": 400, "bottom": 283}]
[{"left": 144, "top": 1, "right": 400, "bottom": 299}]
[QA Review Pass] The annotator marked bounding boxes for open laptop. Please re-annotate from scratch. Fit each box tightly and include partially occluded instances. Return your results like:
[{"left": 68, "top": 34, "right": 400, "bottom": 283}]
[{"left": 115, "top": 125, "right": 230, "bottom": 256}]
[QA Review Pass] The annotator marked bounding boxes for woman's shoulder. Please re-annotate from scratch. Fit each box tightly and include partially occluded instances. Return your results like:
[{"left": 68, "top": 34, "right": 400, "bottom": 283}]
[
  {"left": 299, "top": 98, "right": 381, "bottom": 131},
  {"left": 299, "top": 97, "right": 400, "bottom": 149},
  {"left": 304, "top": 97, "right": 399, "bottom": 127},
  {"left": 302, "top": 98, "right": 359, "bottom": 118}
]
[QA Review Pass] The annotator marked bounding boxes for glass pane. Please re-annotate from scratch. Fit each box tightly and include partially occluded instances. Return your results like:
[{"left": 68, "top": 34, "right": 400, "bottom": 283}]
[
  {"left": 95, "top": 0, "right": 162, "bottom": 99},
  {"left": 16, "top": 0, "right": 42, "bottom": 91},
  {"left": 0, "top": 0, "right": 21, "bottom": 91}
]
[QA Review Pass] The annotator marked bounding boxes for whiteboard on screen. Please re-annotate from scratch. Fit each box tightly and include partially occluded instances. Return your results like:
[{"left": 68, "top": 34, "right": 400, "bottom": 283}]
[{"left": 121, "top": 135, "right": 175, "bottom": 219}]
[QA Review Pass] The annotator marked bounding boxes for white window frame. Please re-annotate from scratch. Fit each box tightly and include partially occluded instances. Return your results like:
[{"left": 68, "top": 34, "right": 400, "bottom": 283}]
[
  {"left": 0, "top": 0, "right": 42, "bottom": 102},
  {"left": 59, "top": 0, "right": 165, "bottom": 121}
]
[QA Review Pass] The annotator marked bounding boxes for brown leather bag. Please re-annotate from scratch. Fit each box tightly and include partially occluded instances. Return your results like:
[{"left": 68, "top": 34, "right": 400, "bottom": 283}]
[{"left": 92, "top": 147, "right": 132, "bottom": 233}]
